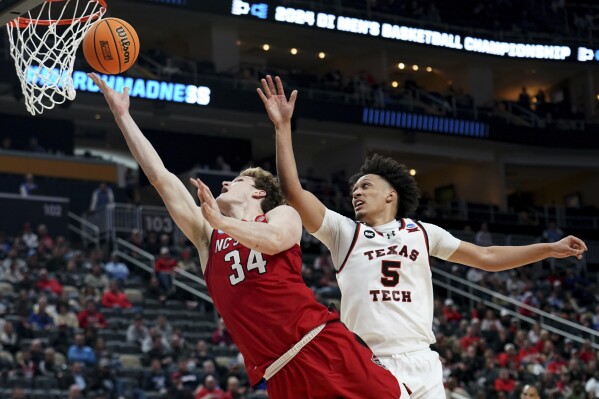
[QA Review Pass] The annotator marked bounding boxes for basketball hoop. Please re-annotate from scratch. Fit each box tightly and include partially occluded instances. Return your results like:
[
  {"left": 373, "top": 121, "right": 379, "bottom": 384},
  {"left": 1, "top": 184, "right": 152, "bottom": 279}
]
[{"left": 6, "top": 0, "right": 107, "bottom": 115}]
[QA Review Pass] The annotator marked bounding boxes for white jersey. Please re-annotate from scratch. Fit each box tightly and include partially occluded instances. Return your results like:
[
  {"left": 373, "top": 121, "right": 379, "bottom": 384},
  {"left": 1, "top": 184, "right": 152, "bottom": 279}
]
[{"left": 313, "top": 209, "right": 460, "bottom": 356}]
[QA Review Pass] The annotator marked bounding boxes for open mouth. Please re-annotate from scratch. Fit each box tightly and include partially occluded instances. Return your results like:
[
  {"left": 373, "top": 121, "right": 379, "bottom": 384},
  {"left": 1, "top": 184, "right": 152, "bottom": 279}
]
[
  {"left": 354, "top": 200, "right": 364, "bottom": 210},
  {"left": 221, "top": 187, "right": 228, "bottom": 194}
]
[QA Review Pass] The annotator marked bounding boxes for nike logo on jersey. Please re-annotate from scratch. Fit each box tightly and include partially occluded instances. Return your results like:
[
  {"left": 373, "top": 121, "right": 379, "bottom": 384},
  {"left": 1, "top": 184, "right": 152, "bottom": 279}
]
[{"left": 363, "top": 245, "right": 420, "bottom": 261}]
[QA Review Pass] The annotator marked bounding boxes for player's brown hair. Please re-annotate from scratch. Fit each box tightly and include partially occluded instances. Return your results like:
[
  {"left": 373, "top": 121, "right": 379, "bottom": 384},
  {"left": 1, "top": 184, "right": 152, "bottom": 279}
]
[
  {"left": 348, "top": 154, "right": 420, "bottom": 218},
  {"left": 240, "top": 167, "right": 286, "bottom": 213}
]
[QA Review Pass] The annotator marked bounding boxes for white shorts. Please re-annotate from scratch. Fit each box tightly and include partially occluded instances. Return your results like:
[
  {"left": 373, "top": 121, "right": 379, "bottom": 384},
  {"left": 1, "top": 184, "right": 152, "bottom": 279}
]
[{"left": 379, "top": 348, "right": 445, "bottom": 399}]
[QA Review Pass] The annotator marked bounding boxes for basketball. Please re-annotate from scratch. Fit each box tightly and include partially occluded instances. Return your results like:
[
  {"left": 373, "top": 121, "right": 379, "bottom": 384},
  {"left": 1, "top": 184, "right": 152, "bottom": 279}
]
[{"left": 82, "top": 17, "right": 140, "bottom": 75}]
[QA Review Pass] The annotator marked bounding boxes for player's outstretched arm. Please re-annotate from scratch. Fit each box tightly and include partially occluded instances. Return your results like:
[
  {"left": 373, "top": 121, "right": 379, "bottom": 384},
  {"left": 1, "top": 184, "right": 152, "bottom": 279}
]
[
  {"left": 89, "top": 73, "right": 210, "bottom": 256},
  {"left": 192, "top": 178, "right": 302, "bottom": 255},
  {"left": 257, "top": 75, "right": 326, "bottom": 233},
  {"left": 448, "top": 235, "right": 588, "bottom": 272}
]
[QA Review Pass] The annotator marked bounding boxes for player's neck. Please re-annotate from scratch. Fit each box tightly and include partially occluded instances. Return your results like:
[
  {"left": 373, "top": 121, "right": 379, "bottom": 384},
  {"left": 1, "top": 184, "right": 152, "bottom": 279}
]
[
  {"left": 359, "top": 212, "right": 396, "bottom": 227},
  {"left": 223, "top": 202, "right": 264, "bottom": 222}
]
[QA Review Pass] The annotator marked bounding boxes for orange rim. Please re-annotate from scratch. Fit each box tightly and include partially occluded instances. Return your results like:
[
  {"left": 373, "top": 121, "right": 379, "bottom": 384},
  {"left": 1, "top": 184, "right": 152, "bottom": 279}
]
[{"left": 8, "top": 0, "right": 107, "bottom": 28}]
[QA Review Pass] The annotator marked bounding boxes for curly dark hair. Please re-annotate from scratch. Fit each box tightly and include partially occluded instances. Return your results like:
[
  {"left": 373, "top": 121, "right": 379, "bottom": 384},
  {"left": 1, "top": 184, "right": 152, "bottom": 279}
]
[
  {"left": 348, "top": 154, "right": 420, "bottom": 218},
  {"left": 239, "top": 167, "right": 286, "bottom": 213}
]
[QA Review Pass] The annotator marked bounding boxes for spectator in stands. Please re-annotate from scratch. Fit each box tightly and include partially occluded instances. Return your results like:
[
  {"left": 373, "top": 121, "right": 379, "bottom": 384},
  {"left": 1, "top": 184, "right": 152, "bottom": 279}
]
[
  {"left": 221, "top": 361, "right": 248, "bottom": 396},
  {"left": 194, "top": 339, "right": 215, "bottom": 366},
  {"left": 36, "top": 224, "right": 54, "bottom": 254},
  {"left": 443, "top": 298, "right": 462, "bottom": 324},
  {"left": 169, "top": 333, "right": 186, "bottom": 364},
  {"left": 19, "top": 174, "right": 40, "bottom": 197},
  {"left": 36, "top": 268, "right": 63, "bottom": 296},
  {"left": 142, "top": 327, "right": 170, "bottom": 354},
  {"left": 27, "top": 136, "right": 45, "bottom": 153},
  {"left": 154, "top": 247, "right": 176, "bottom": 293},
  {"left": 29, "top": 296, "right": 54, "bottom": 332},
  {"left": 495, "top": 367, "right": 516, "bottom": 394},
  {"left": 146, "top": 275, "right": 168, "bottom": 304},
  {"left": 88, "top": 357, "right": 124, "bottom": 399},
  {"left": 84, "top": 263, "right": 109, "bottom": 291},
  {"left": 195, "top": 375, "right": 225, "bottom": 399},
  {"left": 29, "top": 338, "right": 44, "bottom": 368},
  {"left": 141, "top": 358, "right": 172, "bottom": 397},
  {"left": 1, "top": 136, "right": 12, "bottom": 151},
  {"left": 104, "top": 252, "right": 129, "bottom": 283},
  {"left": 211, "top": 318, "right": 233, "bottom": 347},
  {"left": 569, "top": 381, "right": 585, "bottom": 399},
  {"left": 177, "top": 247, "right": 199, "bottom": 275},
  {"left": 475, "top": 222, "right": 494, "bottom": 247},
  {"left": 53, "top": 302, "right": 79, "bottom": 330},
  {"left": 101, "top": 280, "right": 133, "bottom": 309},
  {"left": 19, "top": 222, "right": 38, "bottom": 254},
  {"left": 223, "top": 375, "right": 244, "bottom": 399},
  {"left": 156, "top": 314, "right": 173, "bottom": 341},
  {"left": 77, "top": 298, "right": 107, "bottom": 329},
  {"left": 171, "top": 357, "right": 199, "bottom": 393},
  {"left": 543, "top": 221, "right": 565, "bottom": 243},
  {"left": 126, "top": 314, "right": 149, "bottom": 348},
  {"left": 38, "top": 347, "right": 62, "bottom": 379},
  {"left": 0, "top": 321, "right": 18, "bottom": 353},
  {"left": 80, "top": 285, "right": 101, "bottom": 306},
  {"left": 89, "top": 182, "right": 115, "bottom": 212},
  {"left": 15, "top": 348, "right": 36, "bottom": 381},
  {"left": 518, "top": 87, "right": 531, "bottom": 109},
  {"left": 68, "top": 333, "right": 97, "bottom": 367},
  {"left": 62, "top": 362, "right": 88, "bottom": 391}
]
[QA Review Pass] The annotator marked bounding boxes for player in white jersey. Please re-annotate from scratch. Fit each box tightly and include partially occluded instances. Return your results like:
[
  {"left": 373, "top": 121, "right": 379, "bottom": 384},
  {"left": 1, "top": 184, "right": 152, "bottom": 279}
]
[{"left": 257, "top": 75, "right": 588, "bottom": 398}]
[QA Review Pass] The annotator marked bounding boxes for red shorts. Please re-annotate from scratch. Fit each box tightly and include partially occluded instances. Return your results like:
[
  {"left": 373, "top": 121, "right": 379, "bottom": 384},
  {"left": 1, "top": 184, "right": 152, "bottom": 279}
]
[{"left": 266, "top": 321, "right": 402, "bottom": 399}]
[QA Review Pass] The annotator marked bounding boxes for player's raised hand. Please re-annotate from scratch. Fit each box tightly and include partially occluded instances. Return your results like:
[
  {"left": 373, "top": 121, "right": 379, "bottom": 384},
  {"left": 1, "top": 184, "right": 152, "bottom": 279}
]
[
  {"left": 190, "top": 178, "right": 225, "bottom": 230},
  {"left": 551, "top": 235, "right": 588, "bottom": 259},
  {"left": 88, "top": 73, "right": 130, "bottom": 117},
  {"left": 257, "top": 75, "right": 298, "bottom": 128}
]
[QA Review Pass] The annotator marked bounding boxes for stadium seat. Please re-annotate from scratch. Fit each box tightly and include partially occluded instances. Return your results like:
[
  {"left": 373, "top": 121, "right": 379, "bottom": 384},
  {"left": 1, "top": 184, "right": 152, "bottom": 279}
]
[
  {"left": 0, "top": 350, "right": 14, "bottom": 366},
  {"left": 0, "top": 281, "right": 14, "bottom": 294},
  {"left": 124, "top": 288, "right": 144, "bottom": 305},
  {"left": 120, "top": 354, "right": 142, "bottom": 369}
]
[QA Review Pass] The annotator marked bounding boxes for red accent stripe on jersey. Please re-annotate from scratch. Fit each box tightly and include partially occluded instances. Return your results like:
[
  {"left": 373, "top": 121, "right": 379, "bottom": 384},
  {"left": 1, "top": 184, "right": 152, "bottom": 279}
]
[
  {"left": 338, "top": 223, "right": 361, "bottom": 274},
  {"left": 413, "top": 221, "right": 431, "bottom": 268},
  {"left": 398, "top": 218, "right": 405, "bottom": 230}
]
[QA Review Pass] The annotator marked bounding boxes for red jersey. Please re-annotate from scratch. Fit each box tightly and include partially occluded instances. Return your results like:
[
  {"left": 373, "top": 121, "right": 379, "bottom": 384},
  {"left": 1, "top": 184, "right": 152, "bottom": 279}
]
[{"left": 205, "top": 216, "right": 338, "bottom": 386}]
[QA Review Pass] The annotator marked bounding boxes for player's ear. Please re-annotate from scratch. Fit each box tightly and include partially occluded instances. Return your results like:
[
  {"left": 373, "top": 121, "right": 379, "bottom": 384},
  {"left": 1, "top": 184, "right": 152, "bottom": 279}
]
[
  {"left": 386, "top": 190, "right": 397, "bottom": 204},
  {"left": 252, "top": 189, "right": 267, "bottom": 200}
]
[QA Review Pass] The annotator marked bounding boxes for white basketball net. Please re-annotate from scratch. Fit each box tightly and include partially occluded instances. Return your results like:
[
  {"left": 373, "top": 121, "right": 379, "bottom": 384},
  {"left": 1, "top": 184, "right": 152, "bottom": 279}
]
[{"left": 6, "top": 0, "right": 106, "bottom": 115}]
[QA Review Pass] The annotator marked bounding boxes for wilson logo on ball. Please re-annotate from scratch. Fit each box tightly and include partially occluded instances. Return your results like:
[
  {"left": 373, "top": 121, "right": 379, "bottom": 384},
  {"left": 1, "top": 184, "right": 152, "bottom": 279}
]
[{"left": 115, "top": 27, "right": 131, "bottom": 64}]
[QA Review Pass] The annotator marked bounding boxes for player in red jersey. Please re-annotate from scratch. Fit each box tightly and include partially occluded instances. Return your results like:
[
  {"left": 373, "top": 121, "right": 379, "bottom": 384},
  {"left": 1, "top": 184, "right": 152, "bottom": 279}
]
[{"left": 89, "top": 73, "right": 407, "bottom": 398}]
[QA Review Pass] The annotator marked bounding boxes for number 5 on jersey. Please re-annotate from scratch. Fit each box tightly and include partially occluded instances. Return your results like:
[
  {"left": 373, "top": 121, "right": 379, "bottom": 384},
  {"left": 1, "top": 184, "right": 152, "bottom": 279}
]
[{"left": 225, "top": 249, "right": 268, "bottom": 285}]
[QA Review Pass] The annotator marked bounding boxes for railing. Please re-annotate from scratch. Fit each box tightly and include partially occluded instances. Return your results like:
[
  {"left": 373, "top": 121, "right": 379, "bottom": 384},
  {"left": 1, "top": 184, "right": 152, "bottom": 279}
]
[
  {"left": 68, "top": 211, "right": 100, "bottom": 249},
  {"left": 114, "top": 237, "right": 212, "bottom": 304},
  {"left": 431, "top": 267, "right": 599, "bottom": 349}
]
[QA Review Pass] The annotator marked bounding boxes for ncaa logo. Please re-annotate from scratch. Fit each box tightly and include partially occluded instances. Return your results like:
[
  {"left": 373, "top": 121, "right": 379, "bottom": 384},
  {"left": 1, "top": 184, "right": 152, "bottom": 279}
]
[{"left": 364, "top": 230, "right": 375, "bottom": 239}]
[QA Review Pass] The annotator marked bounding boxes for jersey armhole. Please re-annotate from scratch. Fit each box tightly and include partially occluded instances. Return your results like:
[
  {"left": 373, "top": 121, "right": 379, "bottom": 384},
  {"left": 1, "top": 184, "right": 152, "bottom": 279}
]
[
  {"left": 414, "top": 221, "right": 431, "bottom": 264},
  {"left": 337, "top": 223, "right": 361, "bottom": 274}
]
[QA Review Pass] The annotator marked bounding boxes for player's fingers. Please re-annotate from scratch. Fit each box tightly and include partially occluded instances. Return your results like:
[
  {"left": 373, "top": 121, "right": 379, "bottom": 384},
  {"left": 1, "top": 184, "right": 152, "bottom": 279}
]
[
  {"left": 257, "top": 88, "right": 268, "bottom": 103},
  {"left": 275, "top": 76, "right": 285, "bottom": 97},
  {"left": 123, "top": 86, "right": 130, "bottom": 96},
  {"left": 572, "top": 236, "right": 588, "bottom": 251},
  {"left": 289, "top": 90, "right": 298, "bottom": 107},
  {"left": 189, "top": 178, "right": 200, "bottom": 188},
  {"left": 261, "top": 78, "right": 272, "bottom": 98},
  {"left": 266, "top": 75, "right": 277, "bottom": 95},
  {"left": 87, "top": 73, "right": 104, "bottom": 90}
]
